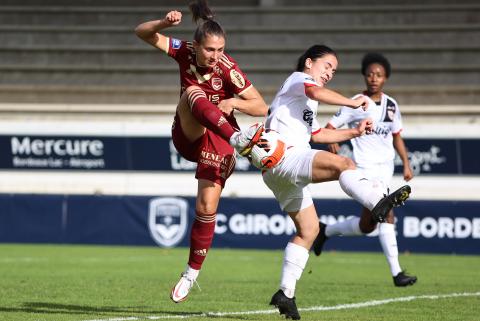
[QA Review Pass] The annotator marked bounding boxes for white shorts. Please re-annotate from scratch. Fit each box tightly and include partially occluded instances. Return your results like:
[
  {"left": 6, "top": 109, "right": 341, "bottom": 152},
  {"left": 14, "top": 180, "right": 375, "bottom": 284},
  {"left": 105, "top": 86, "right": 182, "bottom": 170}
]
[
  {"left": 356, "top": 161, "right": 394, "bottom": 191},
  {"left": 262, "top": 147, "right": 319, "bottom": 212}
]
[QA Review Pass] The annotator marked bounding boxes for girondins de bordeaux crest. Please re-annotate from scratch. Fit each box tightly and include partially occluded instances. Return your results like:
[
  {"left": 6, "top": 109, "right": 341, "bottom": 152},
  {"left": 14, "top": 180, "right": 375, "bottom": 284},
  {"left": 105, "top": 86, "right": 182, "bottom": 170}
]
[{"left": 148, "top": 197, "right": 188, "bottom": 247}]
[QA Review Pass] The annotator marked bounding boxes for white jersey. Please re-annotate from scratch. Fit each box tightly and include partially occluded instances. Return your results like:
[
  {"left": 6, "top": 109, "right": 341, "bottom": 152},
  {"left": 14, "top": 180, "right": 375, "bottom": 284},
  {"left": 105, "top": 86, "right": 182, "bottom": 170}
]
[
  {"left": 328, "top": 92, "right": 403, "bottom": 166},
  {"left": 265, "top": 71, "right": 322, "bottom": 149}
]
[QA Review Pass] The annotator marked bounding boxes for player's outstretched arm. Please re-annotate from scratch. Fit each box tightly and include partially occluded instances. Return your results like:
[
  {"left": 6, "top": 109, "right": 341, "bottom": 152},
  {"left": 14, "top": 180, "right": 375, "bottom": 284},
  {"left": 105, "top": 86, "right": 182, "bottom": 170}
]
[
  {"left": 305, "top": 86, "right": 369, "bottom": 110},
  {"left": 311, "top": 118, "right": 372, "bottom": 144},
  {"left": 135, "top": 10, "right": 182, "bottom": 51}
]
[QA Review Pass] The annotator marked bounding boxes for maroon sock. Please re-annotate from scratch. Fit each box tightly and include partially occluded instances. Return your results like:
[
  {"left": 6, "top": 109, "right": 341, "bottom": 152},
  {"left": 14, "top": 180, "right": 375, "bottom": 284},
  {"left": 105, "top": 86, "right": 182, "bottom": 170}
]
[
  {"left": 188, "top": 89, "right": 236, "bottom": 141},
  {"left": 188, "top": 212, "right": 216, "bottom": 270}
]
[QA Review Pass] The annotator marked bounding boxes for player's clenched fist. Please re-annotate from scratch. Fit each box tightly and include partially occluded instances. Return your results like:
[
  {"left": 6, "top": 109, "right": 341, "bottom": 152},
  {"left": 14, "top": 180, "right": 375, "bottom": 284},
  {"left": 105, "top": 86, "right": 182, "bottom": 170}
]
[{"left": 165, "top": 10, "right": 182, "bottom": 26}]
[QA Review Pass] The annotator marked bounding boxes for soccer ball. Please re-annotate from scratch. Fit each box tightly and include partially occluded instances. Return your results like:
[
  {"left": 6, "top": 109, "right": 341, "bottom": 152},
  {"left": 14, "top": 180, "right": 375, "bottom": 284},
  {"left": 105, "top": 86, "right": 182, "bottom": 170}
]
[{"left": 250, "top": 129, "right": 286, "bottom": 169}]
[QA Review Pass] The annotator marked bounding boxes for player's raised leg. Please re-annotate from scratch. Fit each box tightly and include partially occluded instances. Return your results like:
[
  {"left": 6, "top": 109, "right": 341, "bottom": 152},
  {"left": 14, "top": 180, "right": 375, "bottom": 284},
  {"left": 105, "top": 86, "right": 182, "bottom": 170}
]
[{"left": 178, "top": 86, "right": 264, "bottom": 157}]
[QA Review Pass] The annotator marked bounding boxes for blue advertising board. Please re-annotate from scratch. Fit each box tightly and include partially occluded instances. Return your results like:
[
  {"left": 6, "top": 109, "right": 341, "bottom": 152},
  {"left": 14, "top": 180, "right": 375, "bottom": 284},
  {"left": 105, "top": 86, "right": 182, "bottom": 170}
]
[
  {"left": 1, "top": 194, "right": 479, "bottom": 254},
  {"left": 0, "top": 134, "right": 478, "bottom": 175}
]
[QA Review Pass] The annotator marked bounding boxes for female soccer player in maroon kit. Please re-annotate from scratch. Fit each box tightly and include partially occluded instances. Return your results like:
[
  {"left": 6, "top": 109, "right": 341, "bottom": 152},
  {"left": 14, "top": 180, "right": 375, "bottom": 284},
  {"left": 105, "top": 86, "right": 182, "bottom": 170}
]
[{"left": 135, "top": 0, "right": 267, "bottom": 303}]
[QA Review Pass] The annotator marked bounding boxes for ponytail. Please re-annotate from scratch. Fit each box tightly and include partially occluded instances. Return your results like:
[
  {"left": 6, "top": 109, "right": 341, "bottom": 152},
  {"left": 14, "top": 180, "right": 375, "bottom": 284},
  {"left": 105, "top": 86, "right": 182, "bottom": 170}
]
[
  {"left": 296, "top": 45, "right": 337, "bottom": 71},
  {"left": 189, "top": 0, "right": 226, "bottom": 43}
]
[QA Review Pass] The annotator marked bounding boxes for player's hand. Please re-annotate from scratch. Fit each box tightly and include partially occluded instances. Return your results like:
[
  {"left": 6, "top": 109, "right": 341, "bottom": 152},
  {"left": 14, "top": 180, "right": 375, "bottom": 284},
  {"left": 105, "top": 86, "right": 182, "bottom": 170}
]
[
  {"left": 165, "top": 10, "right": 182, "bottom": 26},
  {"left": 356, "top": 118, "right": 373, "bottom": 136},
  {"left": 217, "top": 98, "right": 235, "bottom": 115},
  {"left": 403, "top": 166, "right": 414, "bottom": 182},
  {"left": 352, "top": 95, "right": 369, "bottom": 111},
  {"left": 327, "top": 143, "right": 340, "bottom": 154}
]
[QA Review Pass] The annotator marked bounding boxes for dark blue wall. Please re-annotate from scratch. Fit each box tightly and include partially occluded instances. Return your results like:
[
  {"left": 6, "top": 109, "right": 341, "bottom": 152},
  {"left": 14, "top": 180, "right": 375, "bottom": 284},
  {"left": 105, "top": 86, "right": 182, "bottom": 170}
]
[{"left": 1, "top": 194, "right": 479, "bottom": 254}]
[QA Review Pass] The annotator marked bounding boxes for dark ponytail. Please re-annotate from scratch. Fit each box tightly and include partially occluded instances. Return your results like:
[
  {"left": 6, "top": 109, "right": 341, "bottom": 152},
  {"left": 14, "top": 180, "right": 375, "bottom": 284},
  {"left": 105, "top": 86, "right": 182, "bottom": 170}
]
[
  {"left": 296, "top": 45, "right": 337, "bottom": 71},
  {"left": 189, "top": 0, "right": 226, "bottom": 43}
]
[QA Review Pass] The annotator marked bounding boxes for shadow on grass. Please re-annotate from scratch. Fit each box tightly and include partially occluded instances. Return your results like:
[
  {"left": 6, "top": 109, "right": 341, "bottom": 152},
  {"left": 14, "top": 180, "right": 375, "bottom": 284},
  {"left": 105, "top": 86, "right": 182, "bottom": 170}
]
[
  {"left": 1, "top": 302, "right": 273, "bottom": 320},
  {"left": 0, "top": 302, "right": 205, "bottom": 317}
]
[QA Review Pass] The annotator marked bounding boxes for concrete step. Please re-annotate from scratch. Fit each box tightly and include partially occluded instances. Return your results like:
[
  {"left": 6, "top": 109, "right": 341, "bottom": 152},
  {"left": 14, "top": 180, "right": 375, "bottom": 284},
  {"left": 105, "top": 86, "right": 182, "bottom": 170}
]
[
  {"left": 1, "top": 5, "right": 478, "bottom": 26},
  {"left": 0, "top": 84, "right": 478, "bottom": 105},
  {"left": 266, "top": 0, "right": 479, "bottom": 5},
  {"left": 0, "top": 0, "right": 259, "bottom": 6},
  {"left": 1, "top": 64, "right": 478, "bottom": 87},
  {"left": 2, "top": 45, "right": 478, "bottom": 67},
  {"left": 1, "top": 24, "right": 478, "bottom": 47},
  {"left": 0, "top": 0, "right": 477, "bottom": 6}
]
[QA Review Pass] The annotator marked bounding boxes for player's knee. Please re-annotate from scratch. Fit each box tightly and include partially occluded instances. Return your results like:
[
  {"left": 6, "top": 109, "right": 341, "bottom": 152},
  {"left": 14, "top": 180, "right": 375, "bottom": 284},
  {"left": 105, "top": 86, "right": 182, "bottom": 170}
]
[
  {"left": 196, "top": 202, "right": 217, "bottom": 216},
  {"left": 185, "top": 85, "right": 202, "bottom": 95},
  {"left": 184, "top": 86, "right": 207, "bottom": 110},
  {"left": 335, "top": 156, "right": 356, "bottom": 176}
]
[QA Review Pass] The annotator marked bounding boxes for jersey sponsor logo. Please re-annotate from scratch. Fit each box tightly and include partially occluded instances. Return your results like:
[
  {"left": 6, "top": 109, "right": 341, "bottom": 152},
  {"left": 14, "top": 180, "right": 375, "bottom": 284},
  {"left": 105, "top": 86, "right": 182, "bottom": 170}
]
[
  {"left": 171, "top": 38, "right": 181, "bottom": 49},
  {"left": 148, "top": 197, "right": 188, "bottom": 247},
  {"left": 211, "top": 77, "right": 223, "bottom": 91},
  {"left": 230, "top": 70, "right": 246, "bottom": 89},
  {"left": 303, "top": 109, "right": 314, "bottom": 126},
  {"left": 372, "top": 125, "right": 391, "bottom": 138}
]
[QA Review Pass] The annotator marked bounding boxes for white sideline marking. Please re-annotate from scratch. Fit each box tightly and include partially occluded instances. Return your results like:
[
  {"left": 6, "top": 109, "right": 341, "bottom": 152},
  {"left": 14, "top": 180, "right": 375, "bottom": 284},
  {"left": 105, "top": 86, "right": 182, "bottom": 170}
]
[{"left": 82, "top": 291, "right": 480, "bottom": 321}]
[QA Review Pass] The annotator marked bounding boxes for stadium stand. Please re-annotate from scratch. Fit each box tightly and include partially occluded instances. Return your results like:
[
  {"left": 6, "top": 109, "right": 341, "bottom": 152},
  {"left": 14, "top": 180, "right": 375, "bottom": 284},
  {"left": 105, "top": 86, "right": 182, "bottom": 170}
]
[{"left": 0, "top": 0, "right": 479, "bottom": 107}]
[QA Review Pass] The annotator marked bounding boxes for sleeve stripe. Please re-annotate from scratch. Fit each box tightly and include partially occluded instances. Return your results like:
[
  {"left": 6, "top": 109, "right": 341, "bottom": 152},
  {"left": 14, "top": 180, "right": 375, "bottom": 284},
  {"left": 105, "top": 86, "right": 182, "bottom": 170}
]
[
  {"left": 238, "top": 84, "right": 253, "bottom": 96},
  {"left": 393, "top": 129, "right": 403, "bottom": 135},
  {"left": 311, "top": 128, "right": 322, "bottom": 136}
]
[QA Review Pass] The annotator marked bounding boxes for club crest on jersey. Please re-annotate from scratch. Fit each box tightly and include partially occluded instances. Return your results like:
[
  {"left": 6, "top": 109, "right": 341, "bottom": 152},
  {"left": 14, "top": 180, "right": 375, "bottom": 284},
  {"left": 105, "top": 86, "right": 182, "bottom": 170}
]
[
  {"left": 148, "top": 197, "right": 188, "bottom": 247},
  {"left": 171, "top": 38, "right": 181, "bottom": 49},
  {"left": 211, "top": 77, "right": 223, "bottom": 91},
  {"left": 230, "top": 70, "right": 245, "bottom": 89}
]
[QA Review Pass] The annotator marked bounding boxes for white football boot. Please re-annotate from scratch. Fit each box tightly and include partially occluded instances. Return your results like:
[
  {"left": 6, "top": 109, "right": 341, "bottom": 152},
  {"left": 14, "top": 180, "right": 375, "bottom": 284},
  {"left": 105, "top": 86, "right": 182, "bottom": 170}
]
[
  {"left": 229, "top": 122, "right": 264, "bottom": 156},
  {"left": 170, "top": 273, "right": 198, "bottom": 303}
]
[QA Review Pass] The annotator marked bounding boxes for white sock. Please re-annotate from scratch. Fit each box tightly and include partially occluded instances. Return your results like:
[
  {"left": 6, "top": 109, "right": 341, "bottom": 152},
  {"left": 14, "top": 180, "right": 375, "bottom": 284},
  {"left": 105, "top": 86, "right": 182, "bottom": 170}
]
[
  {"left": 228, "top": 131, "right": 240, "bottom": 146},
  {"left": 339, "top": 169, "right": 384, "bottom": 210},
  {"left": 280, "top": 242, "right": 309, "bottom": 298},
  {"left": 185, "top": 265, "right": 200, "bottom": 280},
  {"left": 325, "top": 217, "right": 362, "bottom": 237},
  {"left": 378, "top": 223, "right": 402, "bottom": 276}
]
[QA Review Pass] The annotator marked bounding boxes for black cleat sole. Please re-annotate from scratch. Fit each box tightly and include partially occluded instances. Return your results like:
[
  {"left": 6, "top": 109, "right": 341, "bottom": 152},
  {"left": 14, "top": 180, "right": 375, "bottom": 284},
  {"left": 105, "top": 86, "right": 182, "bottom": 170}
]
[{"left": 372, "top": 185, "right": 411, "bottom": 223}]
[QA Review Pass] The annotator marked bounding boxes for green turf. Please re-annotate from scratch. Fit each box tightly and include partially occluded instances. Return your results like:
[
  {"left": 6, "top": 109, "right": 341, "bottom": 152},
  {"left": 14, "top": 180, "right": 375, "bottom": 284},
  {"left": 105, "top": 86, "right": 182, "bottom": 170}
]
[{"left": 0, "top": 244, "right": 479, "bottom": 321}]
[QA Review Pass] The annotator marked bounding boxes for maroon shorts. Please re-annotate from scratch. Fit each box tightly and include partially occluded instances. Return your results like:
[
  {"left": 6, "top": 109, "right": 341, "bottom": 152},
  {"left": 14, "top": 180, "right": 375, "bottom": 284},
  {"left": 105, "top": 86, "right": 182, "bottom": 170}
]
[{"left": 171, "top": 114, "right": 236, "bottom": 188}]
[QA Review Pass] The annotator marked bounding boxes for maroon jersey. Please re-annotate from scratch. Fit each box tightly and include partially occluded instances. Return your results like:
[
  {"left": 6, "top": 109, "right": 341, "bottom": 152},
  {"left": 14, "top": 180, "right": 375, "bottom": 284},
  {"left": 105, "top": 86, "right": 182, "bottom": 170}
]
[
  {"left": 166, "top": 37, "right": 252, "bottom": 187},
  {"left": 166, "top": 37, "right": 252, "bottom": 127}
]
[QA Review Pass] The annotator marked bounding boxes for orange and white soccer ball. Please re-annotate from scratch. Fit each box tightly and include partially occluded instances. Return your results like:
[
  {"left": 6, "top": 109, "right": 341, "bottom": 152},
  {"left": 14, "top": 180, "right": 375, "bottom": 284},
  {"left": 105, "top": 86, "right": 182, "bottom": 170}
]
[{"left": 250, "top": 129, "right": 286, "bottom": 170}]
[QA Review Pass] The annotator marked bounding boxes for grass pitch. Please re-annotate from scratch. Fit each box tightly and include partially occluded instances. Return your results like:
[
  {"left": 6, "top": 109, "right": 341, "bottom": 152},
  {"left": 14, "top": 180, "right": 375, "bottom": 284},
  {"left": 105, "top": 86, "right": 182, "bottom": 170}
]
[{"left": 0, "top": 244, "right": 479, "bottom": 321}]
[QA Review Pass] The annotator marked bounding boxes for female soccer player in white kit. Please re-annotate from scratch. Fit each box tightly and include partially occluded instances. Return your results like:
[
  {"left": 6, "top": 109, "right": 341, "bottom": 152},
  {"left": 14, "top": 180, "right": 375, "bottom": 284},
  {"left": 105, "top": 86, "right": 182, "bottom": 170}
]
[
  {"left": 262, "top": 45, "right": 411, "bottom": 320},
  {"left": 312, "top": 53, "right": 417, "bottom": 287}
]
